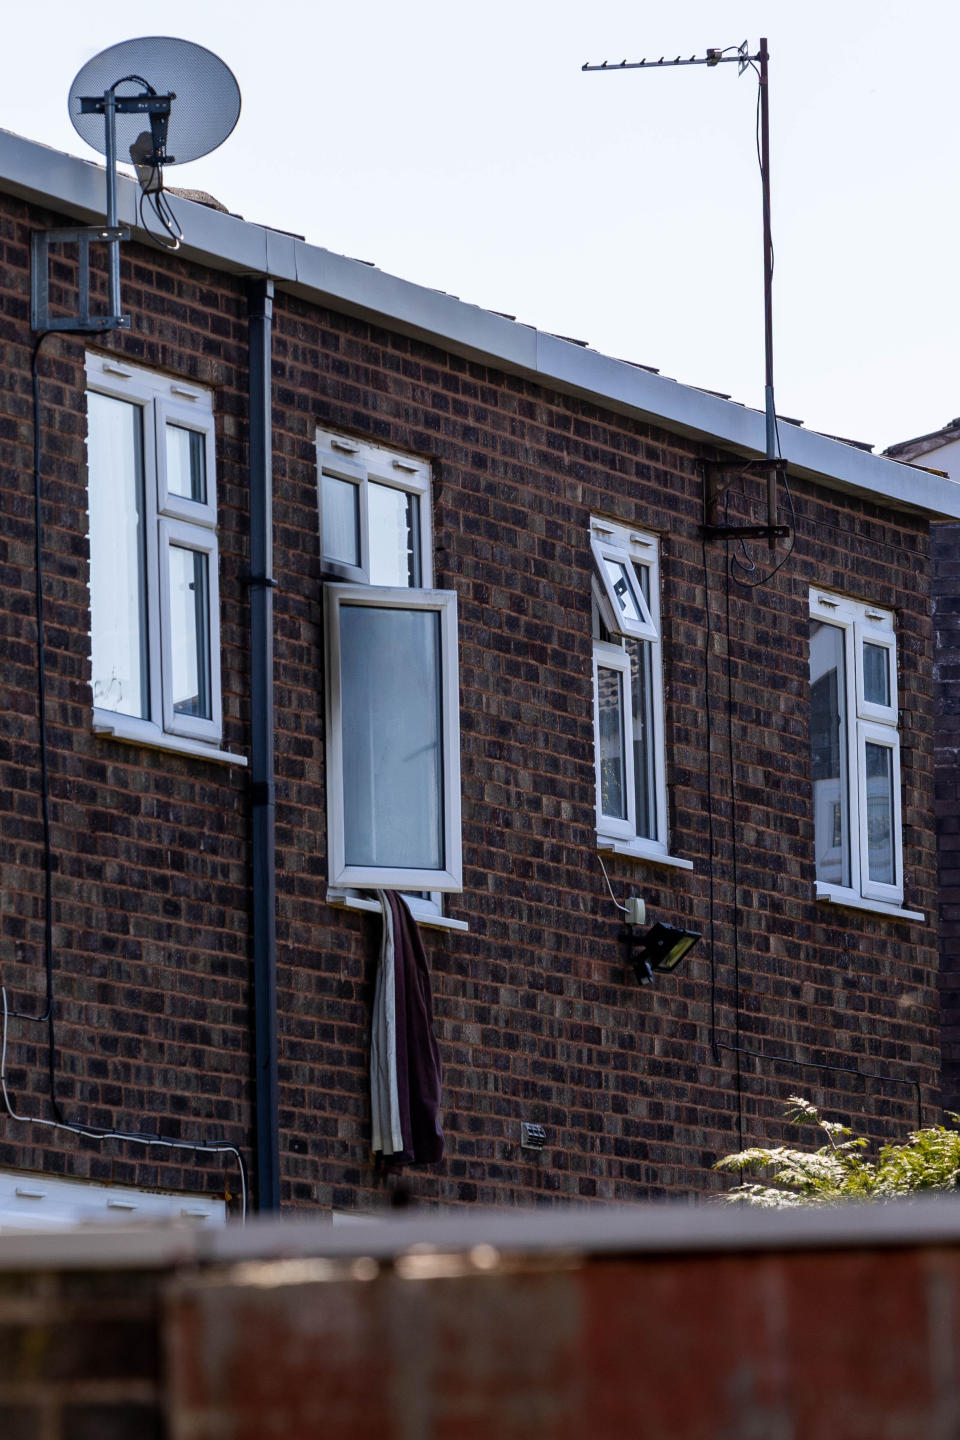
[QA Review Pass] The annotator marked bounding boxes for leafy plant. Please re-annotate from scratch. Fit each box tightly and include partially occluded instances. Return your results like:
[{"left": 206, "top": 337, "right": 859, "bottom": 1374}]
[{"left": 714, "top": 1095, "right": 960, "bottom": 1207}]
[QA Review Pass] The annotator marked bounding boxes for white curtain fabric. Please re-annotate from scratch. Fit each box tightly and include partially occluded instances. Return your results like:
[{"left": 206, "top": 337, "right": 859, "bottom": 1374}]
[{"left": 370, "top": 889, "right": 403, "bottom": 1154}]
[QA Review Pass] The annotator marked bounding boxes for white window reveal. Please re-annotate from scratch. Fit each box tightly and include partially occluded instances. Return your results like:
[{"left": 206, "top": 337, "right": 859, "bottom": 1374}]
[
  {"left": 591, "top": 517, "right": 688, "bottom": 869},
  {"left": 319, "top": 432, "right": 462, "bottom": 894},
  {"left": 809, "top": 591, "right": 916, "bottom": 916},
  {"left": 85, "top": 354, "right": 232, "bottom": 761}
]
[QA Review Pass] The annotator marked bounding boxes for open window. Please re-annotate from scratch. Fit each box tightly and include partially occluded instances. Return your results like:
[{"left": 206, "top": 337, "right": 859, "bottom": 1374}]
[
  {"left": 591, "top": 517, "right": 675, "bottom": 863},
  {"left": 319, "top": 432, "right": 462, "bottom": 894}
]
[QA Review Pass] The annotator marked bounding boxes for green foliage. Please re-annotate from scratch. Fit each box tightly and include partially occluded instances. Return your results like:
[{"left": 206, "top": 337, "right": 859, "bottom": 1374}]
[{"left": 714, "top": 1096, "right": 960, "bottom": 1207}]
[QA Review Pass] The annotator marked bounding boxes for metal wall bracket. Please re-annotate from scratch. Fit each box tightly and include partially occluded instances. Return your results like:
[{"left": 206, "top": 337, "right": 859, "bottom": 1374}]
[{"left": 31, "top": 226, "right": 131, "bottom": 333}]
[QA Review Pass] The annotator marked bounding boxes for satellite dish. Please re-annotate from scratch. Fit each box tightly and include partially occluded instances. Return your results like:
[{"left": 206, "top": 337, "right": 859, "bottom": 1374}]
[{"left": 68, "top": 37, "right": 241, "bottom": 166}]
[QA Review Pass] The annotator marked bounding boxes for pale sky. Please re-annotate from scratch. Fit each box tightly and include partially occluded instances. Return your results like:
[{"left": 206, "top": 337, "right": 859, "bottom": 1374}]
[{"left": 3, "top": 1, "right": 957, "bottom": 453}]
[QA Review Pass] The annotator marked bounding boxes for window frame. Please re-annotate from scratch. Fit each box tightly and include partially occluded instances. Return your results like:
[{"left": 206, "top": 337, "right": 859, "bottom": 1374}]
[
  {"left": 590, "top": 516, "right": 671, "bottom": 863},
  {"left": 324, "top": 583, "right": 462, "bottom": 892},
  {"left": 85, "top": 354, "right": 222, "bottom": 750},
  {"left": 317, "top": 429, "right": 432, "bottom": 586},
  {"left": 809, "top": 590, "right": 904, "bottom": 907}
]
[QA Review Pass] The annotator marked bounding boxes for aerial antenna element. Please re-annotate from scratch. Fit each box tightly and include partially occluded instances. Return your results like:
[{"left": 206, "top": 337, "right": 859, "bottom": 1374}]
[{"left": 32, "top": 37, "right": 240, "bottom": 333}]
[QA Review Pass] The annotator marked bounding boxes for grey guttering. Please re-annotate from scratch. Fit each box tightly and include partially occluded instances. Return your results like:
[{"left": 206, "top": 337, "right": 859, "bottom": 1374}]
[{"left": 7, "top": 126, "right": 960, "bottom": 521}]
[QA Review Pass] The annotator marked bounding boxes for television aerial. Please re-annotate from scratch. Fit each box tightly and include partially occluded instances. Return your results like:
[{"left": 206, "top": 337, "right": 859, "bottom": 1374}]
[{"left": 32, "top": 36, "right": 240, "bottom": 332}]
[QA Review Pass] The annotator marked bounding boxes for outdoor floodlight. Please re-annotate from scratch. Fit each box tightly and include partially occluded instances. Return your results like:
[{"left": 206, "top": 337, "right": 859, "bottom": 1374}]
[{"left": 623, "top": 920, "right": 701, "bottom": 986}]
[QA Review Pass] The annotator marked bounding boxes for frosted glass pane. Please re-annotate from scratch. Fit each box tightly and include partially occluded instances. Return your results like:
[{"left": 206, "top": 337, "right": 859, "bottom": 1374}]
[
  {"left": 369, "top": 483, "right": 420, "bottom": 587},
  {"left": 597, "top": 665, "right": 626, "bottom": 820},
  {"left": 341, "top": 606, "right": 442, "bottom": 870},
  {"left": 87, "top": 392, "right": 148, "bottom": 717},
  {"left": 166, "top": 424, "right": 206, "bottom": 502},
  {"left": 863, "top": 643, "right": 890, "bottom": 707},
  {"left": 168, "top": 546, "right": 211, "bottom": 718},
  {"left": 322, "top": 474, "right": 360, "bottom": 567},
  {"left": 865, "top": 743, "right": 895, "bottom": 884}
]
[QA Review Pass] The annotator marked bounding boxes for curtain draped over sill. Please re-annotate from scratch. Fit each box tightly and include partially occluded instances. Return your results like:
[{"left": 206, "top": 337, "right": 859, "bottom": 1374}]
[{"left": 371, "top": 891, "right": 445, "bottom": 1167}]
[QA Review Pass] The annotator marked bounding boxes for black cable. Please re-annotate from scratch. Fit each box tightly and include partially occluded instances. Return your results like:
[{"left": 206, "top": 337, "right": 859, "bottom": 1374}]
[
  {"left": 723, "top": 538, "right": 745, "bottom": 1151},
  {"left": 702, "top": 532, "right": 721, "bottom": 1065},
  {"left": 715, "top": 1042, "right": 923, "bottom": 1132}
]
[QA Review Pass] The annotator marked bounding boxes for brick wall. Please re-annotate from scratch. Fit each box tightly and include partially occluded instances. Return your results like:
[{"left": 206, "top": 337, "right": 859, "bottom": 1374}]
[
  {"left": 933, "top": 521, "right": 960, "bottom": 1111},
  {"left": 0, "top": 188, "right": 941, "bottom": 1215}
]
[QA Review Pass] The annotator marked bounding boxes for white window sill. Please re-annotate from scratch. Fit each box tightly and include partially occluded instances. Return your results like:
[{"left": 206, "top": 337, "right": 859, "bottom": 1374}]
[
  {"left": 92, "top": 716, "right": 248, "bottom": 768},
  {"left": 814, "top": 884, "right": 924, "bottom": 923},
  {"left": 598, "top": 837, "right": 694, "bottom": 872},
  {"left": 325, "top": 891, "right": 469, "bottom": 933}
]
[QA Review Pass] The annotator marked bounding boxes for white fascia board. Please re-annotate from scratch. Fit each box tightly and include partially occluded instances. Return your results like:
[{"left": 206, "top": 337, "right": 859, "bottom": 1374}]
[{"left": 7, "top": 128, "right": 960, "bottom": 520}]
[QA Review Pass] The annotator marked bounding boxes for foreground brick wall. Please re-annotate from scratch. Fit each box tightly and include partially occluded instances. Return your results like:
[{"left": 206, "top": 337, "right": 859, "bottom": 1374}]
[
  {"left": 4, "top": 1207, "right": 960, "bottom": 1440},
  {"left": 0, "top": 188, "right": 941, "bottom": 1215}
]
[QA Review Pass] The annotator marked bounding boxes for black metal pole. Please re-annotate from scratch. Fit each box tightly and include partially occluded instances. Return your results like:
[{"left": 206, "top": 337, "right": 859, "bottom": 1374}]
[
  {"left": 759, "top": 38, "right": 778, "bottom": 545},
  {"left": 248, "top": 277, "right": 280, "bottom": 1213}
]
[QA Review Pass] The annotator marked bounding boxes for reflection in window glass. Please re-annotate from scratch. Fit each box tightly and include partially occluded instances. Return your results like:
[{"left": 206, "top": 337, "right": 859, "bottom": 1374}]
[
  {"left": 369, "top": 482, "right": 421, "bottom": 587},
  {"left": 322, "top": 473, "right": 361, "bottom": 567},
  {"left": 168, "top": 546, "right": 211, "bottom": 718},
  {"left": 865, "top": 742, "right": 895, "bottom": 884},
  {"left": 810, "top": 620, "right": 850, "bottom": 888},
  {"left": 602, "top": 557, "right": 642, "bottom": 626},
  {"left": 87, "top": 392, "right": 149, "bottom": 718},
  {"left": 340, "top": 605, "right": 442, "bottom": 869},
  {"left": 863, "top": 642, "right": 890, "bottom": 707},
  {"left": 166, "top": 424, "right": 206, "bottom": 503},
  {"left": 597, "top": 665, "right": 627, "bottom": 820},
  {"left": 627, "top": 637, "right": 657, "bottom": 841}
]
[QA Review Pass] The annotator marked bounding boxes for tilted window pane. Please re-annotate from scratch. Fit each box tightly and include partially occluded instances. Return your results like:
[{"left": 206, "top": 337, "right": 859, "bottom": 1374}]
[
  {"left": 87, "top": 392, "right": 149, "bottom": 718},
  {"left": 340, "top": 605, "right": 443, "bottom": 869},
  {"left": 168, "top": 546, "right": 211, "bottom": 718},
  {"left": 810, "top": 621, "right": 850, "bottom": 887},
  {"left": 597, "top": 665, "right": 627, "bottom": 821},
  {"left": 626, "top": 637, "right": 657, "bottom": 841},
  {"left": 369, "top": 482, "right": 421, "bottom": 587},
  {"left": 865, "top": 742, "right": 895, "bottom": 885},
  {"left": 166, "top": 423, "right": 206, "bottom": 503},
  {"left": 602, "top": 557, "right": 642, "bottom": 628},
  {"left": 321, "top": 473, "right": 360, "bottom": 568},
  {"left": 863, "top": 642, "right": 890, "bottom": 707}
]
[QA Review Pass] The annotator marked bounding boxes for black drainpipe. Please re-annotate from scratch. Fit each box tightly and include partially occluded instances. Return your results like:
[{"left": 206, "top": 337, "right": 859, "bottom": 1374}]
[{"left": 248, "top": 277, "right": 279, "bottom": 1211}]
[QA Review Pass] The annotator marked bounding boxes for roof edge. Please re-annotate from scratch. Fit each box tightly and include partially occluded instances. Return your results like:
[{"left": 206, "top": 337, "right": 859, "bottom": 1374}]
[{"left": 6, "top": 128, "right": 960, "bottom": 521}]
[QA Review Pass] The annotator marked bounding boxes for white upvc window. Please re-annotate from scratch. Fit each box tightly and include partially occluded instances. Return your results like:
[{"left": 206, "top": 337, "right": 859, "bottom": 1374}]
[
  {"left": 591, "top": 517, "right": 672, "bottom": 863},
  {"left": 319, "top": 432, "right": 462, "bottom": 894},
  {"left": 85, "top": 354, "right": 222, "bottom": 750},
  {"left": 809, "top": 590, "right": 904, "bottom": 907}
]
